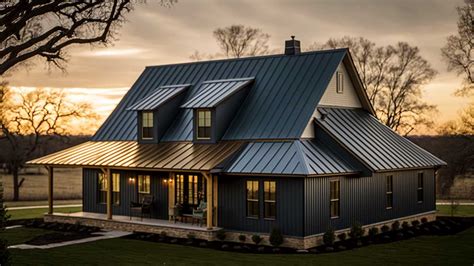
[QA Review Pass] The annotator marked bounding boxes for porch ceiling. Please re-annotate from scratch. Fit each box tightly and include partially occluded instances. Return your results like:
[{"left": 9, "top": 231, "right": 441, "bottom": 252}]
[{"left": 27, "top": 141, "right": 243, "bottom": 171}]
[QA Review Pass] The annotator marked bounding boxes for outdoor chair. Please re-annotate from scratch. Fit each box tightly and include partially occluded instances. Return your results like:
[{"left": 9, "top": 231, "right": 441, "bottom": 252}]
[
  {"left": 130, "top": 195, "right": 154, "bottom": 221},
  {"left": 169, "top": 203, "right": 183, "bottom": 223},
  {"left": 192, "top": 201, "right": 207, "bottom": 226}
]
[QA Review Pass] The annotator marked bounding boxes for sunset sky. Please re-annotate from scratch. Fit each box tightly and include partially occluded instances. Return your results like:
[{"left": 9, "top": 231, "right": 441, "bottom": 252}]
[{"left": 7, "top": 0, "right": 472, "bottom": 135}]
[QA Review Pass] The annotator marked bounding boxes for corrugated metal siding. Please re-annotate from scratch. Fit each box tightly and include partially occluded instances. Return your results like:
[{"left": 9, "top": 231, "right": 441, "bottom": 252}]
[
  {"left": 92, "top": 49, "right": 347, "bottom": 141},
  {"left": 304, "top": 169, "right": 436, "bottom": 235},
  {"left": 83, "top": 168, "right": 169, "bottom": 219},
  {"left": 126, "top": 85, "right": 189, "bottom": 111},
  {"left": 218, "top": 175, "right": 304, "bottom": 236},
  {"left": 181, "top": 78, "right": 253, "bottom": 108},
  {"left": 29, "top": 141, "right": 242, "bottom": 171},
  {"left": 316, "top": 108, "right": 446, "bottom": 171}
]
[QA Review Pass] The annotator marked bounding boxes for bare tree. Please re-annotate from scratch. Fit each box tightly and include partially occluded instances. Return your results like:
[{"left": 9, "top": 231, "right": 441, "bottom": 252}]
[
  {"left": 0, "top": 84, "right": 97, "bottom": 201},
  {"left": 213, "top": 25, "right": 270, "bottom": 58},
  {"left": 0, "top": 0, "right": 176, "bottom": 75},
  {"left": 308, "top": 37, "right": 437, "bottom": 135},
  {"left": 441, "top": 0, "right": 474, "bottom": 97},
  {"left": 438, "top": 102, "right": 474, "bottom": 135}
]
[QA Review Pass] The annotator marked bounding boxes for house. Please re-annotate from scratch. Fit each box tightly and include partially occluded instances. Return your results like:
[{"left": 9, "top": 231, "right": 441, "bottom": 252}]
[{"left": 28, "top": 37, "right": 446, "bottom": 249}]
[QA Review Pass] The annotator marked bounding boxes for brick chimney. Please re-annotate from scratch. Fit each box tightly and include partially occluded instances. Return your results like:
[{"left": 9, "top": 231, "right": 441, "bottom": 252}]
[{"left": 285, "top": 36, "right": 301, "bottom": 55}]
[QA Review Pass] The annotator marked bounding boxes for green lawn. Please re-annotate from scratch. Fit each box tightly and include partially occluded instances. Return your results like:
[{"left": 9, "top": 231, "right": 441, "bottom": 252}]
[
  {"left": 437, "top": 205, "right": 474, "bottom": 217},
  {"left": 1, "top": 227, "right": 50, "bottom": 246},
  {"left": 2, "top": 226, "right": 473, "bottom": 265},
  {"left": 7, "top": 207, "right": 82, "bottom": 220}
]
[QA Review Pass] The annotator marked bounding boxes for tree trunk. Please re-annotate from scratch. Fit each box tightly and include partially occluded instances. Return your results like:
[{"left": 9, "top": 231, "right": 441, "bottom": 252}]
[{"left": 12, "top": 166, "right": 19, "bottom": 201}]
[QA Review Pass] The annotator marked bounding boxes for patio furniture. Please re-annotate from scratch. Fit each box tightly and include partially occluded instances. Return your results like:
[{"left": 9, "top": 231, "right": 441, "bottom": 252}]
[
  {"left": 192, "top": 201, "right": 207, "bottom": 226},
  {"left": 169, "top": 204, "right": 183, "bottom": 223},
  {"left": 130, "top": 195, "right": 154, "bottom": 221}
]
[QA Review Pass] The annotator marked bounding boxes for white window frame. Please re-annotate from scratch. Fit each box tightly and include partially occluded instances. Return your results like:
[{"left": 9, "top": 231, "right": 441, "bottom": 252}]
[
  {"left": 196, "top": 109, "right": 212, "bottom": 140},
  {"left": 336, "top": 71, "right": 344, "bottom": 94},
  {"left": 141, "top": 112, "right": 154, "bottom": 140}
]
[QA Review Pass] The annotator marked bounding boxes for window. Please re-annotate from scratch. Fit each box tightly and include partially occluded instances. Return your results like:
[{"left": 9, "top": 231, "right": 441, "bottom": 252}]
[
  {"left": 188, "top": 175, "right": 198, "bottom": 205},
  {"left": 330, "top": 180, "right": 340, "bottom": 218},
  {"left": 246, "top": 180, "right": 259, "bottom": 218},
  {"left": 417, "top": 172, "right": 424, "bottom": 203},
  {"left": 112, "top": 173, "right": 120, "bottom": 205},
  {"left": 175, "top": 174, "right": 184, "bottom": 204},
  {"left": 336, "top": 71, "right": 344, "bottom": 94},
  {"left": 264, "top": 181, "right": 276, "bottom": 219},
  {"left": 386, "top": 175, "right": 393, "bottom": 209},
  {"left": 197, "top": 110, "right": 211, "bottom": 140},
  {"left": 138, "top": 175, "right": 151, "bottom": 201},
  {"left": 98, "top": 173, "right": 107, "bottom": 204},
  {"left": 142, "top": 112, "right": 154, "bottom": 139}
]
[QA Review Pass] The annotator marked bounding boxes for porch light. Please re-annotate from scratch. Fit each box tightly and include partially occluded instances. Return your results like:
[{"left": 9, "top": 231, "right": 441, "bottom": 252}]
[
  {"left": 128, "top": 177, "right": 136, "bottom": 184},
  {"left": 163, "top": 178, "right": 173, "bottom": 184}
]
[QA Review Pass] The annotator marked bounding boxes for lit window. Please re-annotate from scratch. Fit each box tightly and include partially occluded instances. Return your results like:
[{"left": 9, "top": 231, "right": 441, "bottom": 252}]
[
  {"left": 175, "top": 174, "right": 184, "bottom": 204},
  {"left": 138, "top": 175, "right": 151, "bottom": 201},
  {"left": 330, "top": 180, "right": 340, "bottom": 218},
  {"left": 197, "top": 110, "right": 211, "bottom": 140},
  {"left": 112, "top": 173, "right": 120, "bottom": 205},
  {"left": 264, "top": 181, "right": 276, "bottom": 219},
  {"left": 246, "top": 180, "right": 259, "bottom": 218},
  {"left": 142, "top": 112, "right": 154, "bottom": 139},
  {"left": 336, "top": 71, "right": 344, "bottom": 94},
  {"left": 386, "top": 175, "right": 393, "bottom": 209},
  {"left": 417, "top": 172, "right": 423, "bottom": 203},
  {"left": 98, "top": 173, "right": 107, "bottom": 204}
]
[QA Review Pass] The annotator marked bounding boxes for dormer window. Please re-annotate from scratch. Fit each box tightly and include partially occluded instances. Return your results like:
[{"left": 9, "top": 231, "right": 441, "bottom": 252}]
[
  {"left": 197, "top": 109, "right": 211, "bottom": 140},
  {"left": 336, "top": 71, "right": 344, "bottom": 94},
  {"left": 142, "top": 112, "right": 154, "bottom": 139}
]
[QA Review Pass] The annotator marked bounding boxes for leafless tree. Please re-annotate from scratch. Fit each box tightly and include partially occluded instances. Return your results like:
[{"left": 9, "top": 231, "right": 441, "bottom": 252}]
[
  {"left": 0, "top": 84, "right": 97, "bottom": 201},
  {"left": 213, "top": 25, "right": 270, "bottom": 58},
  {"left": 308, "top": 37, "right": 437, "bottom": 135},
  {"left": 0, "top": 0, "right": 176, "bottom": 76},
  {"left": 438, "top": 102, "right": 474, "bottom": 135},
  {"left": 441, "top": 0, "right": 474, "bottom": 97}
]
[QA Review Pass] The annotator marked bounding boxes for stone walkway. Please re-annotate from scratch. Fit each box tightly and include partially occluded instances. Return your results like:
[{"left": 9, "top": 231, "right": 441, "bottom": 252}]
[{"left": 9, "top": 230, "right": 131, "bottom": 250}]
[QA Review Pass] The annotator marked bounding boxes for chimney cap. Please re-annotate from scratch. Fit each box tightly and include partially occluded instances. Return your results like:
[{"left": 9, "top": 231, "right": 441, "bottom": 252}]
[{"left": 291, "top": 35, "right": 295, "bottom": 40}]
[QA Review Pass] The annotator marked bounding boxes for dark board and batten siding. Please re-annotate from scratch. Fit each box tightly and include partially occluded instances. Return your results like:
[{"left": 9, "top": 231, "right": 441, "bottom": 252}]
[
  {"left": 304, "top": 169, "right": 435, "bottom": 236},
  {"left": 218, "top": 176, "right": 304, "bottom": 237},
  {"left": 83, "top": 168, "right": 169, "bottom": 219}
]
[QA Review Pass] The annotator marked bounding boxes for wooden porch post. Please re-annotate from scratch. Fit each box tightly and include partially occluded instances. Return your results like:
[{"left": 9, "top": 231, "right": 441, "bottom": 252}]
[
  {"left": 213, "top": 174, "right": 218, "bottom": 226},
  {"left": 105, "top": 168, "right": 112, "bottom": 220},
  {"left": 46, "top": 166, "right": 53, "bottom": 215},
  {"left": 202, "top": 172, "right": 213, "bottom": 230},
  {"left": 168, "top": 173, "right": 175, "bottom": 220}
]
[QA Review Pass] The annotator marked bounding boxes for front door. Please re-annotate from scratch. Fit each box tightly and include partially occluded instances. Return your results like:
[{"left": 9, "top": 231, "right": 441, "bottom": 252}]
[{"left": 175, "top": 174, "right": 206, "bottom": 214}]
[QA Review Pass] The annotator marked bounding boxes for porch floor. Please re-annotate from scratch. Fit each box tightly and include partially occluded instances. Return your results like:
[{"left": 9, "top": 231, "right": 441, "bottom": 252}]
[{"left": 51, "top": 212, "right": 221, "bottom": 232}]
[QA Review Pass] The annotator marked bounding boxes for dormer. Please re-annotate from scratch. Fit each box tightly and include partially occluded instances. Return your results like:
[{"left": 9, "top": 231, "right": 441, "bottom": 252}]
[
  {"left": 181, "top": 78, "right": 254, "bottom": 143},
  {"left": 127, "top": 84, "right": 190, "bottom": 143}
]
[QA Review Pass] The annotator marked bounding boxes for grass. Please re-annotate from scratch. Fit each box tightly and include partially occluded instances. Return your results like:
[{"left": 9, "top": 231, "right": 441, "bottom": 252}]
[
  {"left": 2, "top": 226, "right": 473, "bottom": 265},
  {"left": 5, "top": 199, "right": 82, "bottom": 208},
  {"left": 7, "top": 207, "right": 82, "bottom": 220},
  {"left": 437, "top": 205, "right": 474, "bottom": 217},
  {"left": 0, "top": 227, "right": 50, "bottom": 246}
]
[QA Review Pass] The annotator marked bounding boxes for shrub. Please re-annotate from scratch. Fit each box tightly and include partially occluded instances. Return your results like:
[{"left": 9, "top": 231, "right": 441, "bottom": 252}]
[
  {"left": 323, "top": 227, "right": 335, "bottom": 246},
  {"left": 391, "top": 221, "right": 400, "bottom": 231},
  {"left": 251, "top": 235, "right": 262, "bottom": 245},
  {"left": 381, "top": 225, "right": 390, "bottom": 233},
  {"left": 216, "top": 229, "right": 226, "bottom": 242},
  {"left": 349, "top": 222, "right": 364, "bottom": 240},
  {"left": 368, "top": 227, "right": 379, "bottom": 239},
  {"left": 421, "top": 217, "right": 428, "bottom": 224},
  {"left": 402, "top": 221, "right": 410, "bottom": 230},
  {"left": 159, "top": 231, "right": 167, "bottom": 239},
  {"left": 337, "top": 232, "right": 347, "bottom": 242},
  {"left": 411, "top": 220, "right": 420, "bottom": 227},
  {"left": 238, "top": 234, "right": 246, "bottom": 243},
  {"left": 269, "top": 228, "right": 284, "bottom": 247},
  {"left": 187, "top": 233, "right": 196, "bottom": 240}
]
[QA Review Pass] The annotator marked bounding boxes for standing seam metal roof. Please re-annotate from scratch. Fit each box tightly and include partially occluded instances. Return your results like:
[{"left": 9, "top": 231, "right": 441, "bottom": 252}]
[
  {"left": 316, "top": 107, "right": 447, "bottom": 171},
  {"left": 126, "top": 84, "right": 190, "bottom": 111},
  {"left": 181, "top": 78, "right": 254, "bottom": 108},
  {"left": 92, "top": 49, "right": 347, "bottom": 141}
]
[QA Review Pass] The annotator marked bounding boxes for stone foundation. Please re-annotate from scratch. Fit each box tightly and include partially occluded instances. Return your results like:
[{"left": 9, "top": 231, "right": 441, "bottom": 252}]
[{"left": 45, "top": 211, "right": 436, "bottom": 250}]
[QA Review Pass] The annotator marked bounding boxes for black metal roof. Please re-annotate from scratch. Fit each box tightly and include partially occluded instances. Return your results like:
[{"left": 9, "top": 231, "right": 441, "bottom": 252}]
[
  {"left": 316, "top": 107, "right": 447, "bottom": 172},
  {"left": 126, "top": 84, "right": 190, "bottom": 111}
]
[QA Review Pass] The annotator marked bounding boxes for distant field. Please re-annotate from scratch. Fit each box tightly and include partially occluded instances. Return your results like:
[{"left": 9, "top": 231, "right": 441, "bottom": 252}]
[
  {"left": 1, "top": 167, "right": 82, "bottom": 201},
  {"left": 437, "top": 205, "right": 474, "bottom": 217},
  {"left": 7, "top": 206, "right": 82, "bottom": 220}
]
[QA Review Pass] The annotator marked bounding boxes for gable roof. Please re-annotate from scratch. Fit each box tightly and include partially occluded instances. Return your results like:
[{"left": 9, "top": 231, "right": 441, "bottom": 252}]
[
  {"left": 126, "top": 84, "right": 190, "bottom": 111},
  {"left": 93, "top": 49, "right": 369, "bottom": 141},
  {"left": 316, "top": 107, "right": 447, "bottom": 172},
  {"left": 181, "top": 77, "right": 253, "bottom": 108},
  {"left": 224, "top": 140, "right": 358, "bottom": 176}
]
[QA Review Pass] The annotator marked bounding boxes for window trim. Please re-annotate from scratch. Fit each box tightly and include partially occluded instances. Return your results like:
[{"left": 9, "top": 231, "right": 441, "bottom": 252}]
[
  {"left": 246, "top": 180, "right": 259, "bottom": 219},
  {"left": 263, "top": 180, "right": 277, "bottom": 220},
  {"left": 417, "top": 172, "right": 424, "bottom": 203},
  {"left": 196, "top": 109, "right": 212, "bottom": 140},
  {"left": 112, "top": 173, "right": 120, "bottom": 205},
  {"left": 141, "top": 112, "right": 154, "bottom": 140},
  {"left": 336, "top": 71, "right": 344, "bottom": 94},
  {"left": 137, "top": 175, "right": 151, "bottom": 200},
  {"left": 386, "top": 175, "right": 393, "bottom": 210},
  {"left": 97, "top": 172, "right": 107, "bottom": 204},
  {"left": 329, "top": 179, "right": 340, "bottom": 219}
]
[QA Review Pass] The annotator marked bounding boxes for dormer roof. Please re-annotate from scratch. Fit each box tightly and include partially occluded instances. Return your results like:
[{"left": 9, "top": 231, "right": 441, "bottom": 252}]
[{"left": 126, "top": 84, "right": 190, "bottom": 111}]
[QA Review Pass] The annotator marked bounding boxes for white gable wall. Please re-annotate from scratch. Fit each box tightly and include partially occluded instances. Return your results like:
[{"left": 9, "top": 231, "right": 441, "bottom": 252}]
[{"left": 301, "top": 62, "right": 362, "bottom": 138}]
